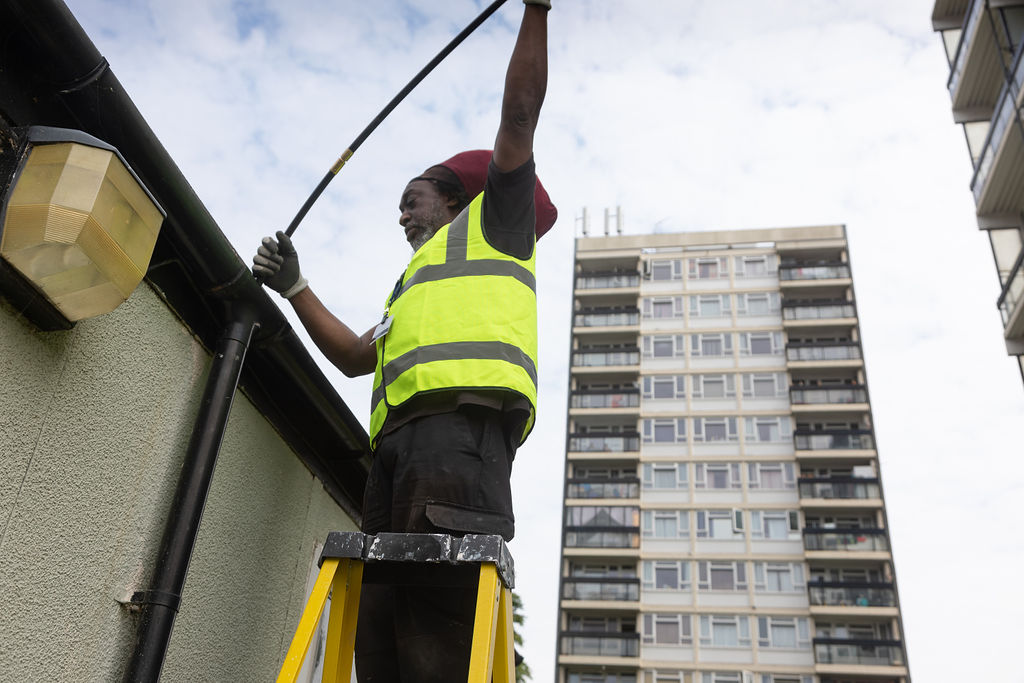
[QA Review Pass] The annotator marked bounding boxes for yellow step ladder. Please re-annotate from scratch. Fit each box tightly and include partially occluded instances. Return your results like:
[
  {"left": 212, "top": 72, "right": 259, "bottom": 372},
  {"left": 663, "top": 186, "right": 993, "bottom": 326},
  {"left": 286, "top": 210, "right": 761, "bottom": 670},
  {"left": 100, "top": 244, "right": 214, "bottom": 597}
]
[{"left": 276, "top": 531, "right": 516, "bottom": 683}]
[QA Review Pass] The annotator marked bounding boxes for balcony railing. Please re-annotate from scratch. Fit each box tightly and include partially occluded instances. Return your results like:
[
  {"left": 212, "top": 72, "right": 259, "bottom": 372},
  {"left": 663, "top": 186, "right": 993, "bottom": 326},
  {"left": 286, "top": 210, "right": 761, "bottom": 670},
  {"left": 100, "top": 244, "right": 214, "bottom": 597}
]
[
  {"left": 779, "top": 263, "right": 851, "bottom": 281},
  {"left": 814, "top": 639, "right": 904, "bottom": 666},
  {"left": 808, "top": 581, "right": 896, "bottom": 607},
  {"left": 803, "top": 528, "right": 889, "bottom": 552},
  {"left": 571, "top": 390, "right": 640, "bottom": 409},
  {"left": 560, "top": 632, "right": 640, "bottom": 658},
  {"left": 564, "top": 527, "right": 641, "bottom": 549},
  {"left": 569, "top": 433, "right": 641, "bottom": 453},
  {"left": 799, "top": 477, "right": 881, "bottom": 500},
  {"left": 783, "top": 301, "right": 856, "bottom": 320},
  {"left": 791, "top": 385, "right": 868, "bottom": 405},
  {"left": 562, "top": 577, "right": 641, "bottom": 601},
  {"left": 572, "top": 348, "right": 640, "bottom": 367},
  {"left": 998, "top": 248, "right": 1024, "bottom": 326},
  {"left": 786, "top": 343, "right": 861, "bottom": 362},
  {"left": 794, "top": 429, "right": 874, "bottom": 451},
  {"left": 567, "top": 478, "right": 641, "bottom": 499},
  {"left": 575, "top": 308, "right": 640, "bottom": 327},
  {"left": 576, "top": 271, "right": 640, "bottom": 290},
  {"left": 947, "top": 0, "right": 983, "bottom": 96},
  {"left": 566, "top": 672, "right": 637, "bottom": 683}
]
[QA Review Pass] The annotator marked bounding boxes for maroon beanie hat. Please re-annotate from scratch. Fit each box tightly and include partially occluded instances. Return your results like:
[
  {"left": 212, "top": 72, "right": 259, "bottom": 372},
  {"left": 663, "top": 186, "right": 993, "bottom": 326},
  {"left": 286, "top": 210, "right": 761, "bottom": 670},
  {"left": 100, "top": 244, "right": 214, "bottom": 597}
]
[{"left": 432, "top": 149, "right": 557, "bottom": 240}]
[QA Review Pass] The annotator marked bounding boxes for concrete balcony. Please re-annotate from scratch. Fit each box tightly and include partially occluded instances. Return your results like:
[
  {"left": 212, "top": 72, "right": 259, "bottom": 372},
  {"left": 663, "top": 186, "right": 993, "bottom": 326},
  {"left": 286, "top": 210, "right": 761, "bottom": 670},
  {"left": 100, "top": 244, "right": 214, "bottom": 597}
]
[
  {"left": 947, "top": 0, "right": 1003, "bottom": 116},
  {"left": 782, "top": 301, "right": 857, "bottom": 329},
  {"left": 790, "top": 385, "right": 869, "bottom": 415},
  {"left": 799, "top": 477, "right": 883, "bottom": 511},
  {"left": 786, "top": 342, "right": 864, "bottom": 369}
]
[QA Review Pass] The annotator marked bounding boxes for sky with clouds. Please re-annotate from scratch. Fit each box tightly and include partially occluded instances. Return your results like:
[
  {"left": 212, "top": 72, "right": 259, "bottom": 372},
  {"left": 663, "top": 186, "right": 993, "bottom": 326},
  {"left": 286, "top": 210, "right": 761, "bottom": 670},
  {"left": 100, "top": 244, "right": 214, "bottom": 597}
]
[{"left": 64, "top": 0, "right": 1023, "bottom": 679}]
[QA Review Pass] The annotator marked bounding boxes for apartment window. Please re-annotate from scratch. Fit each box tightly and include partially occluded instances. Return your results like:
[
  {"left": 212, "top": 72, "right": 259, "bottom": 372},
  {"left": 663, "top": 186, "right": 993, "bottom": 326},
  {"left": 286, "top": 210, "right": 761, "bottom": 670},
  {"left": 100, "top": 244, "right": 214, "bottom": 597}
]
[
  {"left": 736, "top": 292, "right": 780, "bottom": 316},
  {"left": 650, "top": 258, "right": 682, "bottom": 281},
  {"left": 642, "top": 560, "right": 691, "bottom": 591},
  {"left": 566, "top": 506, "right": 639, "bottom": 528},
  {"left": 734, "top": 254, "right": 776, "bottom": 277},
  {"left": 700, "top": 674, "right": 742, "bottom": 683},
  {"left": 568, "top": 674, "right": 638, "bottom": 683},
  {"left": 643, "top": 463, "right": 687, "bottom": 490},
  {"left": 744, "top": 416, "right": 792, "bottom": 442},
  {"left": 747, "top": 462, "right": 796, "bottom": 489},
  {"left": 757, "top": 616, "right": 810, "bottom": 649},
  {"left": 751, "top": 510, "right": 800, "bottom": 539},
  {"left": 570, "top": 562, "right": 636, "bottom": 578},
  {"left": 643, "top": 509, "right": 690, "bottom": 539},
  {"left": 692, "top": 416, "right": 738, "bottom": 442},
  {"left": 643, "top": 418, "right": 687, "bottom": 444},
  {"left": 643, "top": 334, "right": 685, "bottom": 359},
  {"left": 697, "top": 561, "right": 748, "bottom": 591},
  {"left": 643, "top": 375, "right": 686, "bottom": 400},
  {"left": 650, "top": 672, "right": 688, "bottom": 683},
  {"left": 691, "top": 333, "right": 733, "bottom": 357},
  {"left": 642, "top": 614, "right": 693, "bottom": 645},
  {"left": 698, "top": 614, "right": 751, "bottom": 648},
  {"left": 694, "top": 463, "right": 741, "bottom": 489},
  {"left": 692, "top": 373, "right": 736, "bottom": 399},
  {"left": 696, "top": 510, "right": 744, "bottom": 539},
  {"left": 643, "top": 296, "right": 684, "bottom": 319},
  {"left": 738, "top": 332, "right": 783, "bottom": 356},
  {"left": 753, "top": 562, "right": 806, "bottom": 593},
  {"left": 688, "top": 257, "right": 728, "bottom": 279},
  {"left": 742, "top": 372, "right": 787, "bottom": 398},
  {"left": 689, "top": 294, "right": 731, "bottom": 317}
]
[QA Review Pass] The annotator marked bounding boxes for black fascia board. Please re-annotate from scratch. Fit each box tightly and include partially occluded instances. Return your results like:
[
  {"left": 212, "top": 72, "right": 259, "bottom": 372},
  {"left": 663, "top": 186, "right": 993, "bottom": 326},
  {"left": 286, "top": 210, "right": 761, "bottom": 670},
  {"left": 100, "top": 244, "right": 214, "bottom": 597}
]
[{"left": 0, "top": 0, "right": 371, "bottom": 516}]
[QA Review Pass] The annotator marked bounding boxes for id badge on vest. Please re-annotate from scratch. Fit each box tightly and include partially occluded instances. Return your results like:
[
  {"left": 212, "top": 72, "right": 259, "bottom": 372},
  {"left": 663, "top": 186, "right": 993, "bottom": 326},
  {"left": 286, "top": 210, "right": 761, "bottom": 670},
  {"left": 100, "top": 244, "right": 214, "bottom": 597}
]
[{"left": 371, "top": 315, "right": 393, "bottom": 343}]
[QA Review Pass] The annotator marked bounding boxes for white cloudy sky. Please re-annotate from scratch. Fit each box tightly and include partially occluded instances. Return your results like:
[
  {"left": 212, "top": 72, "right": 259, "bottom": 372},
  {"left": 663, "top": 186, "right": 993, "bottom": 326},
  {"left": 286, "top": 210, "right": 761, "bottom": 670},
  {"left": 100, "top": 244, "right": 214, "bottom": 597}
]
[{"left": 65, "top": 0, "right": 1023, "bottom": 680}]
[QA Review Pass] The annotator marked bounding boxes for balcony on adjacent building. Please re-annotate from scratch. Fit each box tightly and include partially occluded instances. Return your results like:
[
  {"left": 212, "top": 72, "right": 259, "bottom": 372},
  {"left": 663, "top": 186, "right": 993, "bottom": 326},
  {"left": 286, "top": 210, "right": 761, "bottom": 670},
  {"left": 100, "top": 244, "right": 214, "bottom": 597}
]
[
  {"left": 808, "top": 581, "right": 896, "bottom": 608},
  {"left": 565, "top": 672, "right": 637, "bottom": 683},
  {"left": 569, "top": 432, "right": 641, "bottom": 453},
  {"left": 572, "top": 346, "right": 641, "bottom": 368},
  {"left": 814, "top": 638, "right": 905, "bottom": 667},
  {"left": 783, "top": 300, "right": 857, "bottom": 322},
  {"left": 794, "top": 429, "right": 875, "bottom": 451},
  {"left": 791, "top": 385, "right": 869, "bottom": 406},
  {"left": 574, "top": 306, "right": 640, "bottom": 328},
  {"left": 787, "top": 342, "right": 862, "bottom": 363},
  {"left": 576, "top": 270, "right": 640, "bottom": 291},
  {"left": 567, "top": 478, "right": 641, "bottom": 500},
  {"left": 971, "top": 47, "right": 1024, "bottom": 216},
  {"left": 799, "top": 477, "right": 881, "bottom": 500},
  {"left": 998, "top": 248, "right": 1024, "bottom": 343},
  {"left": 565, "top": 527, "right": 641, "bottom": 549},
  {"left": 803, "top": 528, "right": 889, "bottom": 552},
  {"left": 559, "top": 632, "right": 640, "bottom": 658},
  {"left": 779, "top": 262, "right": 851, "bottom": 282},
  {"left": 570, "top": 388, "right": 641, "bottom": 410},
  {"left": 562, "top": 577, "right": 641, "bottom": 602},
  {"left": 947, "top": 0, "right": 1003, "bottom": 114}
]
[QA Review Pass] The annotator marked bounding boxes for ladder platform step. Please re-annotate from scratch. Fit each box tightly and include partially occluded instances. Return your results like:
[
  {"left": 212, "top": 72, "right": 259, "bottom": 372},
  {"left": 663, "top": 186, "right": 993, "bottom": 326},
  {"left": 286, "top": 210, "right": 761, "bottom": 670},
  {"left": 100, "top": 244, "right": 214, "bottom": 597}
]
[{"left": 319, "top": 532, "right": 515, "bottom": 589}]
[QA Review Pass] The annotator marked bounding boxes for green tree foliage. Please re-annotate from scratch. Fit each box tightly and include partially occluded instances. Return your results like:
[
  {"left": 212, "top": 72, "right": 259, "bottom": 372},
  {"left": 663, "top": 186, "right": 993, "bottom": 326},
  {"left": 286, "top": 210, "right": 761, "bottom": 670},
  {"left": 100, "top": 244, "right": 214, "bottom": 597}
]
[{"left": 512, "top": 591, "right": 532, "bottom": 683}]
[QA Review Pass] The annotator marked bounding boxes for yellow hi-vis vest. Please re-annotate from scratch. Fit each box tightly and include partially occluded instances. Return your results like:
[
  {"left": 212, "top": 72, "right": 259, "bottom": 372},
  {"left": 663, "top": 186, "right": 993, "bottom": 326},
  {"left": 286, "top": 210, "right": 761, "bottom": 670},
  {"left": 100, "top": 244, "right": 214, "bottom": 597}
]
[{"left": 368, "top": 193, "right": 538, "bottom": 449}]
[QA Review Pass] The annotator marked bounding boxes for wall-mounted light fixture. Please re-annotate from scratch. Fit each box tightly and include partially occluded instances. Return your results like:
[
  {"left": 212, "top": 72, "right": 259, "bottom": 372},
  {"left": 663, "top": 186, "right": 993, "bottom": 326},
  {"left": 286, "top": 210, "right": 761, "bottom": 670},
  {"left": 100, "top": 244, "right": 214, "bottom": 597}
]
[{"left": 0, "top": 126, "right": 165, "bottom": 327}]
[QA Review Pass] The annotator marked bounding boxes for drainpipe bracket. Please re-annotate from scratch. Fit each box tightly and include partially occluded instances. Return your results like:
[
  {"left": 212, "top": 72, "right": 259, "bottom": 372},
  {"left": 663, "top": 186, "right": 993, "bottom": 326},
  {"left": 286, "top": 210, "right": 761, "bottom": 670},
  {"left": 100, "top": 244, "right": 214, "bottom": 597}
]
[{"left": 126, "top": 589, "right": 181, "bottom": 613}]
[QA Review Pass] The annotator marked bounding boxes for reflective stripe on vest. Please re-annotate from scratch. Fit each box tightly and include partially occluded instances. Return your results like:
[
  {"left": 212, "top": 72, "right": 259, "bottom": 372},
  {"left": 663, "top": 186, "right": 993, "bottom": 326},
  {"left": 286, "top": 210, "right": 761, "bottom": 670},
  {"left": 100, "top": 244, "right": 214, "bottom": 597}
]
[{"left": 368, "top": 193, "right": 538, "bottom": 448}]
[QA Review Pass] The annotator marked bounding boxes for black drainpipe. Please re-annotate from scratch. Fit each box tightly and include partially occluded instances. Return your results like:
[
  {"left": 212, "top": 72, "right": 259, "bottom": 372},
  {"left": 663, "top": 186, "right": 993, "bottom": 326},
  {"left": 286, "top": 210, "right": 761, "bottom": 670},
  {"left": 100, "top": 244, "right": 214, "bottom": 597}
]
[{"left": 124, "top": 304, "right": 260, "bottom": 682}]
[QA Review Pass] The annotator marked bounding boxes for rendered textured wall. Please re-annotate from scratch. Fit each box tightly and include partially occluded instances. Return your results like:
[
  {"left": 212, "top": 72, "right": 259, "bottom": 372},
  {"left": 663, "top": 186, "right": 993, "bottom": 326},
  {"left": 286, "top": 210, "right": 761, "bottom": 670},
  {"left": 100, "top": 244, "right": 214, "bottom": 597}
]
[{"left": 0, "top": 285, "right": 357, "bottom": 682}]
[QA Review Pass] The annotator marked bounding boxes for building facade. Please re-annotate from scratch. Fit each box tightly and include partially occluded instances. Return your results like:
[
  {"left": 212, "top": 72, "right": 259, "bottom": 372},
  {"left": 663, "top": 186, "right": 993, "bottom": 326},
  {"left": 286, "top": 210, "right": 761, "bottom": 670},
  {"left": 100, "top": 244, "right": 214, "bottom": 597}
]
[
  {"left": 932, "top": 0, "right": 1024, "bottom": 384},
  {"left": 555, "top": 225, "right": 909, "bottom": 683}
]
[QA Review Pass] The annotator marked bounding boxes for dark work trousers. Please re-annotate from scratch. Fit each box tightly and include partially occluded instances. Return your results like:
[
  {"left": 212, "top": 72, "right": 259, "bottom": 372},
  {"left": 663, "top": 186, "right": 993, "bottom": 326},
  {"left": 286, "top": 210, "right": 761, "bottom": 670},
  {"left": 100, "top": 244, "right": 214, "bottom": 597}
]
[{"left": 354, "top": 405, "right": 516, "bottom": 682}]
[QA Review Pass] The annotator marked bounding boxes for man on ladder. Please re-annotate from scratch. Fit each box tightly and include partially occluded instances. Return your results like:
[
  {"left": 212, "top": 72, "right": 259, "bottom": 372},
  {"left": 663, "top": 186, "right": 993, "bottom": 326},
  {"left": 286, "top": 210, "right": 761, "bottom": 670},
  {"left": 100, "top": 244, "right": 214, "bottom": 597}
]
[{"left": 252, "top": 0, "right": 555, "bottom": 679}]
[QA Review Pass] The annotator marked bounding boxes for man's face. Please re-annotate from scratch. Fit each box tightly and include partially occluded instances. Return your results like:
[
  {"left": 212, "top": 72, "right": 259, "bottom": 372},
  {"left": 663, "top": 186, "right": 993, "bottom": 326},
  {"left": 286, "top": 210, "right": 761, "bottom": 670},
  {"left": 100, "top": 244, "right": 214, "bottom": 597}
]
[{"left": 399, "top": 179, "right": 455, "bottom": 252}]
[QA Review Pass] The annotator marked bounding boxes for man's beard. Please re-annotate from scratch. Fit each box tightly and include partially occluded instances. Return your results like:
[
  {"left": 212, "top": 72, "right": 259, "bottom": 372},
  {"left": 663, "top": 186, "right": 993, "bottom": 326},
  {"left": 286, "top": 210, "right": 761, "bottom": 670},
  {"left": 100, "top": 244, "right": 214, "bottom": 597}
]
[
  {"left": 409, "top": 203, "right": 450, "bottom": 252},
  {"left": 410, "top": 225, "right": 439, "bottom": 252}
]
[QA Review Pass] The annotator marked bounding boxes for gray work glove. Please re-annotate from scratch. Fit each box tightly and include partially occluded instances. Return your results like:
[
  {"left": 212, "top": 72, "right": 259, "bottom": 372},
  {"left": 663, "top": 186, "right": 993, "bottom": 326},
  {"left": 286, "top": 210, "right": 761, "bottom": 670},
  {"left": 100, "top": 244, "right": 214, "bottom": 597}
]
[{"left": 252, "top": 230, "right": 308, "bottom": 299}]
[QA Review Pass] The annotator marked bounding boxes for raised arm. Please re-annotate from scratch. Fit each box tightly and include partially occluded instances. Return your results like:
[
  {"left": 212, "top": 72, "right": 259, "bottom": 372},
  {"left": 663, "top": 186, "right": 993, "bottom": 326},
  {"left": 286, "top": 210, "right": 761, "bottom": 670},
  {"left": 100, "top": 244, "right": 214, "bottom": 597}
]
[
  {"left": 492, "top": 1, "right": 549, "bottom": 173},
  {"left": 253, "top": 231, "right": 377, "bottom": 377}
]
